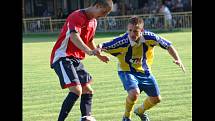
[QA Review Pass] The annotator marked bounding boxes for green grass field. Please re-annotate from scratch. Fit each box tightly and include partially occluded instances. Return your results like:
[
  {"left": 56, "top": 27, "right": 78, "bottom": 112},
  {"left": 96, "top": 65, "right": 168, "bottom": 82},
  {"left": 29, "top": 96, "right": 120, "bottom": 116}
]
[{"left": 23, "top": 31, "right": 192, "bottom": 121}]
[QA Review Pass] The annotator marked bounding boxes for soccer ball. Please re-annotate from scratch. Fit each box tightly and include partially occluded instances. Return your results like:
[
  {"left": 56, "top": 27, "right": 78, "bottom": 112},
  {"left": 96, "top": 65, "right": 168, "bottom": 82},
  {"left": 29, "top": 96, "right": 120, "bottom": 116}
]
[{"left": 80, "top": 116, "right": 96, "bottom": 121}]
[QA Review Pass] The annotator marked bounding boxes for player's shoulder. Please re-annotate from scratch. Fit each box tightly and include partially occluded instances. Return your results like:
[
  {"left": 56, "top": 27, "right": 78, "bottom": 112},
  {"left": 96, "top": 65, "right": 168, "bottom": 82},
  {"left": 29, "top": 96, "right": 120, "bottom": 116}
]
[
  {"left": 102, "top": 33, "right": 129, "bottom": 48},
  {"left": 114, "top": 33, "right": 129, "bottom": 42},
  {"left": 67, "top": 9, "right": 86, "bottom": 21},
  {"left": 143, "top": 30, "right": 159, "bottom": 41},
  {"left": 119, "top": 32, "right": 129, "bottom": 39},
  {"left": 70, "top": 9, "right": 83, "bottom": 16},
  {"left": 143, "top": 30, "right": 157, "bottom": 37}
]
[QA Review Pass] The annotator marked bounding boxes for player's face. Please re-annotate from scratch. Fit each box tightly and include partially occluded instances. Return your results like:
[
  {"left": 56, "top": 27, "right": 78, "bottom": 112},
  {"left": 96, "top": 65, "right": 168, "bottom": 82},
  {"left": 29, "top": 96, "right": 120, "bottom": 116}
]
[{"left": 127, "top": 23, "right": 143, "bottom": 42}]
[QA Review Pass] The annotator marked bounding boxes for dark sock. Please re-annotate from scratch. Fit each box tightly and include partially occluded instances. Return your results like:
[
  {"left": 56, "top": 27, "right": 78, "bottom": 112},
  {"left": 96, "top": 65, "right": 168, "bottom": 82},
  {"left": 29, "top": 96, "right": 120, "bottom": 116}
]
[
  {"left": 58, "top": 92, "right": 79, "bottom": 121},
  {"left": 80, "top": 94, "right": 93, "bottom": 116}
]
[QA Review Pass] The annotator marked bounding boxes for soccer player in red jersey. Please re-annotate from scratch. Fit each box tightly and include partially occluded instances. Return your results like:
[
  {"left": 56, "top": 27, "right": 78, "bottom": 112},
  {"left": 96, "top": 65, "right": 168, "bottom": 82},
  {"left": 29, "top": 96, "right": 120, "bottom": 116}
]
[{"left": 50, "top": 0, "right": 113, "bottom": 120}]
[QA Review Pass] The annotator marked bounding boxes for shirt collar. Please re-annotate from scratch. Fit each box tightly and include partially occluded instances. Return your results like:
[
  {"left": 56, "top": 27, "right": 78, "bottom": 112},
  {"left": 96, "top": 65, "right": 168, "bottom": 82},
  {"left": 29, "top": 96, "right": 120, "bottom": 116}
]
[{"left": 128, "top": 33, "right": 145, "bottom": 46}]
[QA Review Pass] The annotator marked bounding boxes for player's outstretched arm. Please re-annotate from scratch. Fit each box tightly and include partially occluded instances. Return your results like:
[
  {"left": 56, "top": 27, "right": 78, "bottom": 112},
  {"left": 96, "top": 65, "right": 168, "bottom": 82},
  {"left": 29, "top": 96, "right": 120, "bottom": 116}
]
[
  {"left": 167, "top": 45, "right": 186, "bottom": 73},
  {"left": 95, "top": 53, "right": 110, "bottom": 63},
  {"left": 88, "top": 40, "right": 110, "bottom": 63}
]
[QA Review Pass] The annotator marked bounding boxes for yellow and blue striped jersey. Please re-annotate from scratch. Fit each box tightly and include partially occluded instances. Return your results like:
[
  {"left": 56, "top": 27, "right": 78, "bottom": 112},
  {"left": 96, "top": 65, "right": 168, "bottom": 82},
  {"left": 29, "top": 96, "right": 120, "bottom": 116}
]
[{"left": 101, "top": 30, "right": 172, "bottom": 73}]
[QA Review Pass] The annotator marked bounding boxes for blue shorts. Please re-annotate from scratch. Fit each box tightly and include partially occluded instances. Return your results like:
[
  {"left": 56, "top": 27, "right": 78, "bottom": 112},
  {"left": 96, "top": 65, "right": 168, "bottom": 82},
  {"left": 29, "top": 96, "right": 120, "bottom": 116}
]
[
  {"left": 51, "top": 57, "right": 92, "bottom": 89},
  {"left": 118, "top": 71, "right": 160, "bottom": 96}
]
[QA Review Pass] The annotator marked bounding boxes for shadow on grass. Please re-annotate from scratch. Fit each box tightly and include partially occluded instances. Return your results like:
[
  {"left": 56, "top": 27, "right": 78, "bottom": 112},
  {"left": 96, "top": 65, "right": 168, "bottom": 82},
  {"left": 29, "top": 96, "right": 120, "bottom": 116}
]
[
  {"left": 23, "top": 29, "right": 191, "bottom": 43},
  {"left": 23, "top": 32, "right": 59, "bottom": 43},
  {"left": 23, "top": 32, "right": 124, "bottom": 43}
]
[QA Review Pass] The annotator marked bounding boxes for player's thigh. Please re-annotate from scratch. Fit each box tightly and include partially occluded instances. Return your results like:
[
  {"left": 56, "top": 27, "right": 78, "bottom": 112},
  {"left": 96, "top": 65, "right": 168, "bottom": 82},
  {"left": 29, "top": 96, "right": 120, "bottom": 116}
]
[
  {"left": 138, "top": 74, "right": 160, "bottom": 97},
  {"left": 52, "top": 58, "right": 80, "bottom": 89},
  {"left": 118, "top": 71, "right": 139, "bottom": 91},
  {"left": 76, "top": 62, "right": 92, "bottom": 85}
]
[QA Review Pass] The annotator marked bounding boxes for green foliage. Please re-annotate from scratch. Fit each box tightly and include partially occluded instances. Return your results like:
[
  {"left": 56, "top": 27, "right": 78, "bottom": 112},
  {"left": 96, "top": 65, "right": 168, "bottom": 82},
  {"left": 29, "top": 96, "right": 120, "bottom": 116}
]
[{"left": 23, "top": 32, "right": 192, "bottom": 121}]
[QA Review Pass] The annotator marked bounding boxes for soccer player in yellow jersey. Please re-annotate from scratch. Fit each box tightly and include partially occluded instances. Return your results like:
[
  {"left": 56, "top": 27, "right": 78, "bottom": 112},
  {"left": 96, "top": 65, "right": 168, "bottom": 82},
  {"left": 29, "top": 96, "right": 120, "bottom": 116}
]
[{"left": 97, "top": 16, "right": 185, "bottom": 121}]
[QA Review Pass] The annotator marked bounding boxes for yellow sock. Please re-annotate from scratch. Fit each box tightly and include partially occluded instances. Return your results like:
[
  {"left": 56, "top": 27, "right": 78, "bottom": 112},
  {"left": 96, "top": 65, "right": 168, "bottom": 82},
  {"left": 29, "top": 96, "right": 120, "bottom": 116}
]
[
  {"left": 124, "top": 96, "right": 137, "bottom": 119},
  {"left": 137, "top": 98, "right": 156, "bottom": 114}
]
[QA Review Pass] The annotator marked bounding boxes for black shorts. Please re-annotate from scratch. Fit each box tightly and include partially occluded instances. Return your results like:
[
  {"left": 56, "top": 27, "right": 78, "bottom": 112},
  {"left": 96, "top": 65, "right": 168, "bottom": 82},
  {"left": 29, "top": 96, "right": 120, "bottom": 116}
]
[{"left": 51, "top": 57, "right": 92, "bottom": 89}]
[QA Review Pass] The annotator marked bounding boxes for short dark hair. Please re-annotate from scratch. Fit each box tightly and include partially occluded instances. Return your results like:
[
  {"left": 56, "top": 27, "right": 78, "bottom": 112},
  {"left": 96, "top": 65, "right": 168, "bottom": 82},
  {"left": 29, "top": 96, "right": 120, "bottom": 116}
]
[
  {"left": 92, "top": 0, "right": 113, "bottom": 8},
  {"left": 128, "top": 16, "right": 144, "bottom": 28}
]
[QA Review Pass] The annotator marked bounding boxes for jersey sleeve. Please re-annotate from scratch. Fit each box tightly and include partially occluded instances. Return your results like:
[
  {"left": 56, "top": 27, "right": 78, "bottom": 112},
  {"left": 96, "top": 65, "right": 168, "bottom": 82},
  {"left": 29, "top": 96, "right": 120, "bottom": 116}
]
[
  {"left": 144, "top": 31, "right": 172, "bottom": 49},
  {"left": 67, "top": 12, "right": 85, "bottom": 34},
  {"left": 100, "top": 33, "right": 129, "bottom": 56},
  {"left": 157, "top": 36, "right": 172, "bottom": 49}
]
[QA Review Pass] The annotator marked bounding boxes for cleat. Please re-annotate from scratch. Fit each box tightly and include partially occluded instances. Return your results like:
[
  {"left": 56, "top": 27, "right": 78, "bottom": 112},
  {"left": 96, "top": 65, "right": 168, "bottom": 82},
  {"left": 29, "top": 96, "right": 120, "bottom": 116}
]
[
  {"left": 80, "top": 116, "right": 96, "bottom": 121},
  {"left": 122, "top": 116, "right": 131, "bottom": 121},
  {"left": 134, "top": 108, "right": 150, "bottom": 121}
]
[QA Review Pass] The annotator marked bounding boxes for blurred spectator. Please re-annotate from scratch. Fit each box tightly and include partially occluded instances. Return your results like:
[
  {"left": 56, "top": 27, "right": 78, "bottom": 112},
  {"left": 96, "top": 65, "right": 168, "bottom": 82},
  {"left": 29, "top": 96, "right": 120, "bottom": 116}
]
[
  {"left": 110, "top": 1, "right": 119, "bottom": 16},
  {"left": 128, "top": 3, "right": 134, "bottom": 11},
  {"left": 112, "top": 2, "right": 118, "bottom": 12},
  {"left": 159, "top": 4, "right": 173, "bottom": 31},
  {"left": 108, "top": 17, "right": 117, "bottom": 29},
  {"left": 125, "top": 2, "right": 133, "bottom": 15},
  {"left": 42, "top": 8, "right": 52, "bottom": 17},
  {"left": 172, "top": 0, "right": 184, "bottom": 12},
  {"left": 56, "top": 8, "right": 64, "bottom": 19},
  {"left": 149, "top": 1, "right": 159, "bottom": 14},
  {"left": 107, "top": 0, "right": 191, "bottom": 16},
  {"left": 142, "top": 3, "right": 150, "bottom": 14},
  {"left": 182, "top": 0, "right": 191, "bottom": 11},
  {"left": 42, "top": 9, "right": 49, "bottom": 17},
  {"left": 164, "top": 0, "right": 173, "bottom": 11},
  {"left": 117, "top": 2, "right": 124, "bottom": 15}
]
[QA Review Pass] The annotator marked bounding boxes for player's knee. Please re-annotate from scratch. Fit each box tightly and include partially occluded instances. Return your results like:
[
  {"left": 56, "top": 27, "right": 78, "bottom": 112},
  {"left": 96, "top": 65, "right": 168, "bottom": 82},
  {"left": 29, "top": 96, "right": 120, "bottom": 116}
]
[
  {"left": 69, "top": 85, "right": 83, "bottom": 96},
  {"left": 150, "top": 96, "right": 161, "bottom": 104},
  {"left": 83, "top": 89, "right": 93, "bottom": 94},
  {"left": 129, "top": 89, "right": 140, "bottom": 101},
  {"left": 133, "top": 95, "right": 139, "bottom": 101},
  {"left": 155, "top": 97, "right": 161, "bottom": 104},
  {"left": 82, "top": 84, "right": 94, "bottom": 94},
  {"left": 76, "top": 90, "right": 83, "bottom": 96},
  {"left": 71, "top": 90, "right": 82, "bottom": 96}
]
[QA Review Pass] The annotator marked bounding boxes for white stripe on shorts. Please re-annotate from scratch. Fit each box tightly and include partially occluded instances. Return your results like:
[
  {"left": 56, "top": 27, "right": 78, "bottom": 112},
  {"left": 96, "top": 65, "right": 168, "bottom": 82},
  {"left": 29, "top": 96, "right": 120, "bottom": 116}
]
[{"left": 59, "top": 61, "right": 71, "bottom": 84}]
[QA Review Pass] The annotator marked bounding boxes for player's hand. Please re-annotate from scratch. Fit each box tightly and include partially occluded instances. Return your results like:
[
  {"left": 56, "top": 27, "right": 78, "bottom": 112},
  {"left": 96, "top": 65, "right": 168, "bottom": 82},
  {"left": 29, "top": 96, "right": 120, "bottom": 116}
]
[
  {"left": 97, "top": 55, "right": 110, "bottom": 63},
  {"left": 87, "top": 48, "right": 101, "bottom": 56},
  {"left": 173, "top": 60, "right": 186, "bottom": 73},
  {"left": 92, "top": 48, "right": 102, "bottom": 55},
  {"left": 97, "top": 44, "right": 107, "bottom": 52}
]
